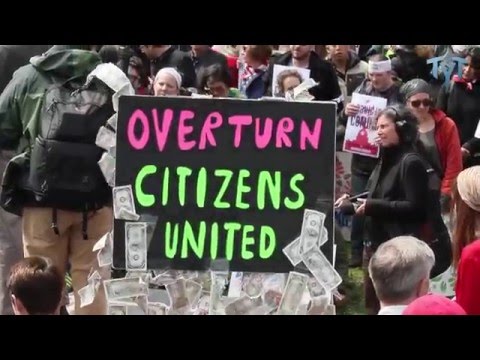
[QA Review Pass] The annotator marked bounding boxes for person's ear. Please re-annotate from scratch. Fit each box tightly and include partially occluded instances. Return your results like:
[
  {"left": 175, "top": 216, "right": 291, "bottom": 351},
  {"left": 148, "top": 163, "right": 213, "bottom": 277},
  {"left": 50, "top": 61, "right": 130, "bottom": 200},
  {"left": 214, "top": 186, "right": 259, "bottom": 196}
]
[
  {"left": 11, "top": 294, "right": 26, "bottom": 315},
  {"left": 54, "top": 303, "right": 62, "bottom": 315},
  {"left": 417, "top": 276, "right": 430, "bottom": 297}
]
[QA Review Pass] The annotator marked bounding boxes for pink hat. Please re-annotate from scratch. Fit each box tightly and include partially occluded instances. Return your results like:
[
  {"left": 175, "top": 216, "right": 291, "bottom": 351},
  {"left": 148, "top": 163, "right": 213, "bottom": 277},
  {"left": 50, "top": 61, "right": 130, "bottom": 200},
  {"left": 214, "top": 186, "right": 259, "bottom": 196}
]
[{"left": 403, "top": 294, "right": 467, "bottom": 315}]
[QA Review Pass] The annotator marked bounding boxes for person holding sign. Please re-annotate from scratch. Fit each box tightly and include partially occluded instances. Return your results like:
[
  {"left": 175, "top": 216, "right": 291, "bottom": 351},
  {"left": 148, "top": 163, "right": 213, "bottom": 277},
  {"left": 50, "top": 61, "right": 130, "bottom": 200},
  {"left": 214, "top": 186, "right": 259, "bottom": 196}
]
[
  {"left": 327, "top": 45, "right": 369, "bottom": 161},
  {"left": 326, "top": 45, "right": 368, "bottom": 105},
  {"left": 339, "top": 55, "right": 403, "bottom": 267},
  {"left": 401, "top": 78, "right": 462, "bottom": 212},
  {"left": 263, "top": 45, "right": 343, "bottom": 107},
  {"left": 336, "top": 105, "right": 429, "bottom": 314}
]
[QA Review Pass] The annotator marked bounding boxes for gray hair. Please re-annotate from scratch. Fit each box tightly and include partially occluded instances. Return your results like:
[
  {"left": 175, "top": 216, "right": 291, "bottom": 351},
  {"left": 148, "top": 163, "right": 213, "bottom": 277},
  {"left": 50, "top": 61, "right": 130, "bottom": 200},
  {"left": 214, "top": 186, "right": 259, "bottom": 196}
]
[{"left": 368, "top": 236, "right": 435, "bottom": 303}]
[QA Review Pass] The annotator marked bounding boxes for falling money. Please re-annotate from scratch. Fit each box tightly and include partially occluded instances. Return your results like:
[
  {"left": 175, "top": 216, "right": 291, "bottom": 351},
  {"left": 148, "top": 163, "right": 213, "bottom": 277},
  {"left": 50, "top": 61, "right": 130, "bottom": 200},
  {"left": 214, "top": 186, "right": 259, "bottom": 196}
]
[
  {"left": 299, "top": 209, "right": 326, "bottom": 254},
  {"left": 125, "top": 222, "right": 147, "bottom": 271},
  {"left": 108, "top": 305, "right": 127, "bottom": 315},
  {"left": 97, "top": 233, "right": 113, "bottom": 267},
  {"left": 282, "top": 237, "right": 302, "bottom": 266},
  {"left": 307, "top": 276, "right": 327, "bottom": 298},
  {"left": 276, "top": 271, "right": 309, "bottom": 315},
  {"left": 166, "top": 278, "right": 190, "bottom": 312},
  {"left": 113, "top": 185, "right": 137, "bottom": 219},
  {"left": 241, "top": 273, "right": 264, "bottom": 299},
  {"left": 95, "top": 126, "right": 116, "bottom": 151},
  {"left": 301, "top": 246, "right": 342, "bottom": 292},
  {"left": 98, "top": 152, "right": 115, "bottom": 187},
  {"left": 103, "top": 277, "right": 148, "bottom": 301},
  {"left": 147, "top": 302, "right": 168, "bottom": 315},
  {"left": 225, "top": 296, "right": 262, "bottom": 315},
  {"left": 209, "top": 272, "right": 228, "bottom": 315}
]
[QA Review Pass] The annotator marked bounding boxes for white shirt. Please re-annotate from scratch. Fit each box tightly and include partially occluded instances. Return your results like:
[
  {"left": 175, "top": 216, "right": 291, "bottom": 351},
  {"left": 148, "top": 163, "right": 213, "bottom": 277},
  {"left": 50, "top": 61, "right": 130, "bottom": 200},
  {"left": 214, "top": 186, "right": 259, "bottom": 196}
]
[{"left": 377, "top": 305, "right": 408, "bottom": 315}]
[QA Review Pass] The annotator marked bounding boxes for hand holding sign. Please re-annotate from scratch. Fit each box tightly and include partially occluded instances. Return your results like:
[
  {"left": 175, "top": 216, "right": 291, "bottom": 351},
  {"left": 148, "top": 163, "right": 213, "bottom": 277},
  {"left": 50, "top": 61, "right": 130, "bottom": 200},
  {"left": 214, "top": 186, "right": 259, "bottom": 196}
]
[{"left": 345, "top": 103, "right": 360, "bottom": 117}]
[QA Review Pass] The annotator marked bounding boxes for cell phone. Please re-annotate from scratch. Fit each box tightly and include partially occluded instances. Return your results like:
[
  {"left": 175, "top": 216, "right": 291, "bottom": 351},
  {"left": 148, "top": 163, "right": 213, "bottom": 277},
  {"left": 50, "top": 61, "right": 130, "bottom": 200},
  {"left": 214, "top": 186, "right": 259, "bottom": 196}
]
[{"left": 348, "top": 191, "right": 369, "bottom": 202}]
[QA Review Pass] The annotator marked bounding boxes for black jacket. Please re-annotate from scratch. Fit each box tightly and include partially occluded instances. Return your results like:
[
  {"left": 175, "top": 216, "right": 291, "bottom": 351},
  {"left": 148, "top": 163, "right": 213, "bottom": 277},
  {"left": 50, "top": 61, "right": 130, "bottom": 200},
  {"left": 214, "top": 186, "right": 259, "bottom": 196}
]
[
  {"left": 150, "top": 46, "right": 196, "bottom": 88},
  {"left": 339, "top": 79, "right": 403, "bottom": 177},
  {"left": 364, "top": 145, "right": 429, "bottom": 248},
  {"left": 357, "top": 45, "right": 372, "bottom": 61},
  {"left": 0, "top": 45, "right": 51, "bottom": 94},
  {"left": 391, "top": 51, "right": 432, "bottom": 83},
  {"left": 437, "top": 80, "right": 480, "bottom": 155},
  {"left": 264, "top": 51, "right": 343, "bottom": 107},
  {"left": 192, "top": 48, "right": 229, "bottom": 86}
]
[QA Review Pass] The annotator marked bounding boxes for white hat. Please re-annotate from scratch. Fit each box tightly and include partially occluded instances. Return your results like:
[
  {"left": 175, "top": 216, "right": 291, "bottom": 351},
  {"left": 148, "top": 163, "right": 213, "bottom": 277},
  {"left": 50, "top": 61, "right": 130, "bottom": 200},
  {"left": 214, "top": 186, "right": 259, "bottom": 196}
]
[{"left": 155, "top": 67, "right": 182, "bottom": 89}]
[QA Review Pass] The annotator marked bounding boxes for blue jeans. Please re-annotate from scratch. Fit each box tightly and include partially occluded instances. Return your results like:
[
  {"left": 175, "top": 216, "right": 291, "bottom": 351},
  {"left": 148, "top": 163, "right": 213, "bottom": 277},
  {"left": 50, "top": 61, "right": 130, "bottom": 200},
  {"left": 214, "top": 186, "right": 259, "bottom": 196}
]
[{"left": 350, "top": 173, "right": 369, "bottom": 256}]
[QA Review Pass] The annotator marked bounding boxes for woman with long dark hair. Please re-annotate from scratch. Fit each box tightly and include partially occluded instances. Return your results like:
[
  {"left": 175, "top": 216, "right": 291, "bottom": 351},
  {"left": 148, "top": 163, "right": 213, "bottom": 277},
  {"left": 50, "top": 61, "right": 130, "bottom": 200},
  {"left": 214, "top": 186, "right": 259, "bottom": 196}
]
[{"left": 336, "top": 105, "right": 430, "bottom": 314}]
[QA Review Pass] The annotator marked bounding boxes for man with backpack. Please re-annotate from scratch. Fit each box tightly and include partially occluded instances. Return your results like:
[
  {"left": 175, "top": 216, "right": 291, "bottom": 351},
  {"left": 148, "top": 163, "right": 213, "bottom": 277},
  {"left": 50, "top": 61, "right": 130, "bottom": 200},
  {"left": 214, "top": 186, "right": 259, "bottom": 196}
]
[
  {"left": 0, "top": 45, "right": 115, "bottom": 315},
  {"left": 0, "top": 45, "right": 52, "bottom": 315}
]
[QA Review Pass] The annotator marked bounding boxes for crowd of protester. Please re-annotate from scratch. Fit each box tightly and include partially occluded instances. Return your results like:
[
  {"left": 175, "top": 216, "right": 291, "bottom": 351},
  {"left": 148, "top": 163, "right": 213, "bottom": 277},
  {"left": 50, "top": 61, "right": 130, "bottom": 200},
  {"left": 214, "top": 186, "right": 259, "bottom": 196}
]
[{"left": 1, "top": 44, "right": 480, "bottom": 315}]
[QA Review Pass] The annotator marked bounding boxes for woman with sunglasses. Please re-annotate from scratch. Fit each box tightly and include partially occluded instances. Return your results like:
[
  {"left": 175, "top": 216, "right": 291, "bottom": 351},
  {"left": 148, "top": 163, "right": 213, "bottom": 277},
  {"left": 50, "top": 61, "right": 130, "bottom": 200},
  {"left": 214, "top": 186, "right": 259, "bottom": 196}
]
[
  {"left": 336, "top": 105, "right": 430, "bottom": 314},
  {"left": 401, "top": 78, "right": 463, "bottom": 212}
]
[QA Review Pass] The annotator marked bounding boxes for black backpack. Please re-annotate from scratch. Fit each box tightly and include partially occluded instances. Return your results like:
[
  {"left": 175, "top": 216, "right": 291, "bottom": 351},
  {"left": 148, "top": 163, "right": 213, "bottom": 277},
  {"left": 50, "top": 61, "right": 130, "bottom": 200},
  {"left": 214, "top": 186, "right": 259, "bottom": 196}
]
[
  {"left": 28, "top": 77, "right": 114, "bottom": 212},
  {"left": 400, "top": 153, "right": 452, "bottom": 278}
]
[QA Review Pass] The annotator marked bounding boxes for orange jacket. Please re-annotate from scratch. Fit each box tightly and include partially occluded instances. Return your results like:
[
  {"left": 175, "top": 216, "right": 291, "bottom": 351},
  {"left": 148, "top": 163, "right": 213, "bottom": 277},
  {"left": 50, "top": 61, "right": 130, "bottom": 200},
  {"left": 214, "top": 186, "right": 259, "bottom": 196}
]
[{"left": 430, "top": 108, "right": 463, "bottom": 196}]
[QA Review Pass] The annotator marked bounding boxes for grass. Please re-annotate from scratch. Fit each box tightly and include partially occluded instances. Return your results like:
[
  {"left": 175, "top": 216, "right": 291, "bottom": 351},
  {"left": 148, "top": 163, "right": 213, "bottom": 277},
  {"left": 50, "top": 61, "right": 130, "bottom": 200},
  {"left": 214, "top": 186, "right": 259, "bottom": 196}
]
[
  {"left": 335, "top": 239, "right": 366, "bottom": 315},
  {"left": 337, "top": 267, "right": 366, "bottom": 315}
]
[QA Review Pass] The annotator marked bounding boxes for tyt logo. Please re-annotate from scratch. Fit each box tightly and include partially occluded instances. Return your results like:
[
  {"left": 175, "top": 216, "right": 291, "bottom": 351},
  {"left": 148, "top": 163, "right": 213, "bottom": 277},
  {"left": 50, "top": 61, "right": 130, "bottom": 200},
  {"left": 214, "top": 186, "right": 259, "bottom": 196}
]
[{"left": 427, "top": 56, "right": 467, "bottom": 87}]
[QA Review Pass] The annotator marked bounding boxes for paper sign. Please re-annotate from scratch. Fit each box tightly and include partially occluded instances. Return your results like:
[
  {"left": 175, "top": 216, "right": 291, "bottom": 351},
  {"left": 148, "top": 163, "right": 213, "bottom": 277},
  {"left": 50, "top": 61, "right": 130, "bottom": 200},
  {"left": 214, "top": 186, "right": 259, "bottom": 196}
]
[
  {"left": 343, "top": 93, "right": 387, "bottom": 158},
  {"left": 474, "top": 119, "right": 480, "bottom": 139},
  {"left": 272, "top": 65, "right": 311, "bottom": 98}
]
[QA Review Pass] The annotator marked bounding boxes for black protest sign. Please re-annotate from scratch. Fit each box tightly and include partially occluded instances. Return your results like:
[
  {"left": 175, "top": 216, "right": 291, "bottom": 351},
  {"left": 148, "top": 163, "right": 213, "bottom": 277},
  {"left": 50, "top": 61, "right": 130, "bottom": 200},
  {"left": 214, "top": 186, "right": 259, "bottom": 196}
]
[{"left": 113, "top": 96, "right": 336, "bottom": 273}]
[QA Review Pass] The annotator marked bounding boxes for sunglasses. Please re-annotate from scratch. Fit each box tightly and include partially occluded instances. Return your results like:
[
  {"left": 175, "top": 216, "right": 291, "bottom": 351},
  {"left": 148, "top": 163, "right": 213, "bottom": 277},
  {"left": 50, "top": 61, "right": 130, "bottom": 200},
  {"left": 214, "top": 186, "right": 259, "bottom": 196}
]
[{"left": 410, "top": 99, "right": 432, "bottom": 108}]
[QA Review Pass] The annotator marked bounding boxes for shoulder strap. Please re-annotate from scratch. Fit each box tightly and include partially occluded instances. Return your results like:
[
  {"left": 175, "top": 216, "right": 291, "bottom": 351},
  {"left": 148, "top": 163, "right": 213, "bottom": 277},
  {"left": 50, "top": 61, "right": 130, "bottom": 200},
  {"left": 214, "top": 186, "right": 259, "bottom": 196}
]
[
  {"left": 366, "top": 159, "right": 383, "bottom": 199},
  {"left": 400, "top": 153, "right": 422, "bottom": 181},
  {"left": 414, "top": 141, "right": 445, "bottom": 180},
  {"left": 401, "top": 152, "right": 438, "bottom": 188}
]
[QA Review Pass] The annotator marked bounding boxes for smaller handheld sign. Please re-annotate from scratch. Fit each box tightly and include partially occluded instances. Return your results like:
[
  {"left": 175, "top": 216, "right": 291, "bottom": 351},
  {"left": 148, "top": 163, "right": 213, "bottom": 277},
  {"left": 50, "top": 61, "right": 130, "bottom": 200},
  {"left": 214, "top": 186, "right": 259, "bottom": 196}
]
[
  {"left": 343, "top": 93, "right": 386, "bottom": 158},
  {"left": 474, "top": 119, "right": 480, "bottom": 139}
]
